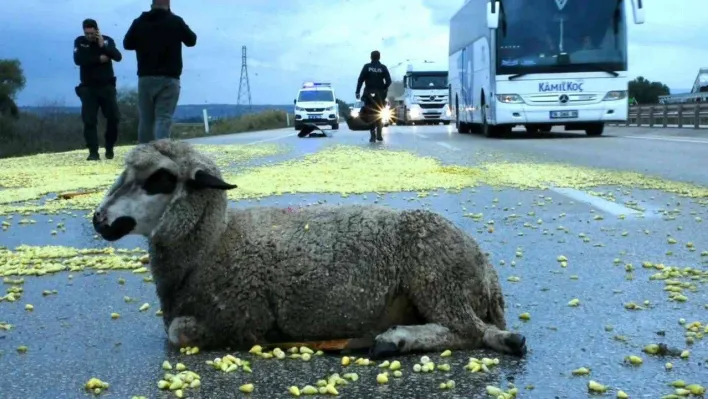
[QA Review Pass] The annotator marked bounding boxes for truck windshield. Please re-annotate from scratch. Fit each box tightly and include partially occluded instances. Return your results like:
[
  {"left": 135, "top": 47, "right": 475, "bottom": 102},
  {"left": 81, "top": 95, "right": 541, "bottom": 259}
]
[
  {"left": 298, "top": 90, "right": 334, "bottom": 102},
  {"left": 496, "top": 0, "right": 627, "bottom": 75},
  {"left": 409, "top": 73, "right": 448, "bottom": 90}
]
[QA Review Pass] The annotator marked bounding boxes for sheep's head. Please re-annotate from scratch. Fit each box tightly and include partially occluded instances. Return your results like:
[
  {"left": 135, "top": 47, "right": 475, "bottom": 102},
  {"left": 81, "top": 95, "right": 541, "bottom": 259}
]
[{"left": 92, "top": 139, "right": 237, "bottom": 242}]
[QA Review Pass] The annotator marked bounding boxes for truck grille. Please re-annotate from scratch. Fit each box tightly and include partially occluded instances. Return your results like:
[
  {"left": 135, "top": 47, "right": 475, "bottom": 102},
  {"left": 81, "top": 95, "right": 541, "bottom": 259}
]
[
  {"left": 414, "top": 95, "right": 448, "bottom": 104},
  {"left": 419, "top": 103, "right": 445, "bottom": 109}
]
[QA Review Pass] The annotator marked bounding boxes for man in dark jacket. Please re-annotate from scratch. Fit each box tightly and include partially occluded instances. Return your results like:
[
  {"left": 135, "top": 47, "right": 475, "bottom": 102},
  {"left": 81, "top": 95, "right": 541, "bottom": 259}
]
[
  {"left": 123, "top": 0, "right": 197, "bottom": 143},
  {"left": 355, "top": 50, "right": 391, "bottom": 142},
  {"left": 73, "top": 18, "right": 122, "bottom": 161}
]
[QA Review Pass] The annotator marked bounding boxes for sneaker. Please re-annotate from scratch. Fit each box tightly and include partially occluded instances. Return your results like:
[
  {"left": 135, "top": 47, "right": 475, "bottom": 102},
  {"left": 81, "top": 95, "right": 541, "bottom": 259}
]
[
  {"left": 105, "top": 149, "right": 114, "bottom": 160},
  {"left": 87, "top": 152, "right": 100, "bottom": 161}
]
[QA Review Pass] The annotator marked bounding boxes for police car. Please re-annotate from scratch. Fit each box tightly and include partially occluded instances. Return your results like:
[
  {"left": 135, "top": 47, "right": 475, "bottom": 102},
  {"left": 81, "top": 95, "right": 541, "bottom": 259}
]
[{"left": 293, "top": 82, "right": 339, "bottom": 130}]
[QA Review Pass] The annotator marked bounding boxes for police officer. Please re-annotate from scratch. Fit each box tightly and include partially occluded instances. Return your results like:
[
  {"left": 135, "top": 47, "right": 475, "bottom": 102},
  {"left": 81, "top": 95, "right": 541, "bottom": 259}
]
[
  {"left": 73, "top": 18, "right": 122, "bottom": 161},
  {"left": 355, "top": 50, "right": 391, "bottom": 142}
]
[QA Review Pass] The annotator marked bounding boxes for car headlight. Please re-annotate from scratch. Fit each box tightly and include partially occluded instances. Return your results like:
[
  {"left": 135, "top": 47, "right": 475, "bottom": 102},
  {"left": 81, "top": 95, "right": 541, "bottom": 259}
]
[
  {"left": 295, "top": 106, "right": 306, "bottom": 111},
  {"left": 496, "top": 94, "right": 524, "bottom": 104},
  {"left": 350, "top": 109, "right": 359, "bottom": 117},
  {"left": 325, "top": 106, "right": 335, "bottom": 111},
  {"left": 603, "top": 90, "right": 627, "bottom": 101}
]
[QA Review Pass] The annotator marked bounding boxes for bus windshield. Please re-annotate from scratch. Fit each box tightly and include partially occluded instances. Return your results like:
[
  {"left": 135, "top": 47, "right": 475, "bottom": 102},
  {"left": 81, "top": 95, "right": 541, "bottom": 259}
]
[
  {"left": 298, "top": 90, "right": 334, "bottom": 102},
  {"left": 496, "top": 0, "right": 627, "bottom": 75},
  {"left": 409, "top": 73, "right": 448, "bottom": 89}
]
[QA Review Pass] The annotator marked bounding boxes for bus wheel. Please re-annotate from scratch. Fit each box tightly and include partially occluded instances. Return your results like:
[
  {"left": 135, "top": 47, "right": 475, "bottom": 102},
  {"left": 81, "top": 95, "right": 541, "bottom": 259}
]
[
  {"left": 585, "top": 123, "right": 604, "bottom": 137},
  {"left": 481, "top": 106, "right": 496, "bottom": 138}
]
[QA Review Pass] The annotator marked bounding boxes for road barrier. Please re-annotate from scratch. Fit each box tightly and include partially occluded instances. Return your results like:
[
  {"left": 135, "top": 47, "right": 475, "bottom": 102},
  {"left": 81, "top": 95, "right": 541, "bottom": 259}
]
[{"left": 609, "top": 103, "right": 708, "bottom": 129}]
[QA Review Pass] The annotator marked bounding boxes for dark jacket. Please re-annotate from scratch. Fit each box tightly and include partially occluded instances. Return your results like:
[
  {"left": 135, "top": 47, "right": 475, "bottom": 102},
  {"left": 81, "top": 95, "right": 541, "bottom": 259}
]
[
  {"left": 73, "top": 35, "right": 122, "bottom": 86},
  {"left": 123, "top": 8, "right": 197, "bottom": 79},
  {"left": 356, "top": 61, "right": 392, "bottom": 94}
]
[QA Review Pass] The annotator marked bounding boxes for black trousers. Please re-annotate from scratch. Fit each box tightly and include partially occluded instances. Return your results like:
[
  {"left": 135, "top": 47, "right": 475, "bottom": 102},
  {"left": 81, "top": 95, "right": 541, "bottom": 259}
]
[
  {"left": 77, "top": 84, "right": 120, "bottom": 152},
  {"left": 361, "top": 88, "right": 386, "bottom": 133}
]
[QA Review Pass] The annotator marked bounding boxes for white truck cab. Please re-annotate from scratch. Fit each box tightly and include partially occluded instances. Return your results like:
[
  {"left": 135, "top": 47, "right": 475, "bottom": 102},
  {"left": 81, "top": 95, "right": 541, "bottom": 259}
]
[
  {"left": 393, "top": 62, "right": 452, "bottom": 126},
  {"left": 293, "top": 82, "right": 339, "bottom": 130}
]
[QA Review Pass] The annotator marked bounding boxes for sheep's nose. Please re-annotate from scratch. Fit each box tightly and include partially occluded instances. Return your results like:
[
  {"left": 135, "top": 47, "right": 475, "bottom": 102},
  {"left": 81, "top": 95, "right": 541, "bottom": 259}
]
[{"left": 93, "top": 209, "right": 107, "bottom": 226}]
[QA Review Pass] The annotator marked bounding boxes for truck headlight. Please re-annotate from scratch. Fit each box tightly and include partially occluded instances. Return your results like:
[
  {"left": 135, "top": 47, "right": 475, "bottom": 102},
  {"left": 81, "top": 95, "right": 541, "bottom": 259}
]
[
  {"left": 496, "top": 94, "right": 524, "bottom": 104},
  {"left": 603, "top": 90, "right": 627, "bottom": 101}
]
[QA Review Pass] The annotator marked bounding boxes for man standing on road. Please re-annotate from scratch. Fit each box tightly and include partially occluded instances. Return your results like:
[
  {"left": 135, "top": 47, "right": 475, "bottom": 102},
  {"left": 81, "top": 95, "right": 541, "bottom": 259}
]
[
  {"left": 73, "top": 18, "right": 122, "bottom": 161},
  {"left": 355, "top": 50, "right": 391, "bottom": 142},
  {"left": 123, "top": 0, "right": 197, "bottom": 143}
]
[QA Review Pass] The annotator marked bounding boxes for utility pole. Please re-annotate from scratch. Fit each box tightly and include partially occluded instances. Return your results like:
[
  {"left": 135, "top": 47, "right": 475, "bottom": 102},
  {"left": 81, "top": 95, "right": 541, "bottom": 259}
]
[{"left": 237, "top": 45, "right": 252, "bottom": 113}]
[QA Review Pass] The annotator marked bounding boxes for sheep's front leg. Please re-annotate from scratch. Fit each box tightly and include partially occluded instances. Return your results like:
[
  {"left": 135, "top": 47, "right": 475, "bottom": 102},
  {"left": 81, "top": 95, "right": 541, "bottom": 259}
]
[
  {"left": 369, "top": 323, "right": 479, "bottom": 359},
  {"left": 482, "top": 327, "right": 527, "bottom": 356},
  {"left": 370, "top": 323, "right": 527, "bottom": 359},
  {"left": 167, "top": 316, "right": 214, "bottom": 348}
]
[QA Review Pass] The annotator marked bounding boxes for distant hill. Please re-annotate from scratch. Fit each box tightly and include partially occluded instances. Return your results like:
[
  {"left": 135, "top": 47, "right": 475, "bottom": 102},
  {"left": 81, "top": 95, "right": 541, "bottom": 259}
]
[{"left": 19, "top": 104, "right": 293, "bottom": 122}]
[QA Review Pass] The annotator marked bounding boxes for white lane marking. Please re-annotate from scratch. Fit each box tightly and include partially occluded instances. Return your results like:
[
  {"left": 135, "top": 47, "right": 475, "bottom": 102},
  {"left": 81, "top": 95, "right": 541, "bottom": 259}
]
[
  {"left": 245, "top": 133, "right": 297, "bottom": 145},
  {"left": 623, "top": 135, "right": 708, "bottom": 145},
  {"left": 436, "top": 142, "right": 460, "bottom": 151},
  {"left": 414, "top": 133, "right": 429, "bottom": 139},
  {"left": 549, "top": 187, "right": 648, "bottom": 218}
]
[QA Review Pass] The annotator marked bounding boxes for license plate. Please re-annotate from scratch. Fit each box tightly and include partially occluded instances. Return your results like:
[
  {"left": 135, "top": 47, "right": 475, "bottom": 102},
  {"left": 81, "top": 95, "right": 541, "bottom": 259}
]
[
  {"left": 307, "top": 114, "right": 322, "bottom": 119},
  {"left": 549, "top": 110, "right": 578, "bottom": 119}
]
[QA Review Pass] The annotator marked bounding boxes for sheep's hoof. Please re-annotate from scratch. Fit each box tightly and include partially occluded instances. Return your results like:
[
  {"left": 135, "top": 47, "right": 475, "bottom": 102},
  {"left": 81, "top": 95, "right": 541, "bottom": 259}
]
[
  {"left": 503, "top": 333, "right": 527, "bottom": 357},
  {"left": 369, "top": 340, "right": 400, "bottom": 359}
]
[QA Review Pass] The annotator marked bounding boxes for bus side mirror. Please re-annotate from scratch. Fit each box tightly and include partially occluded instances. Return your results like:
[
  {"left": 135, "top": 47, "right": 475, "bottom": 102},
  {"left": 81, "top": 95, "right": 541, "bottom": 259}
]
[
  {"left": 486, "top": 1, "right": 500, "bottom": 29},
  {"left": 631, "top": 0, "right": 645, "bottom": 24}
]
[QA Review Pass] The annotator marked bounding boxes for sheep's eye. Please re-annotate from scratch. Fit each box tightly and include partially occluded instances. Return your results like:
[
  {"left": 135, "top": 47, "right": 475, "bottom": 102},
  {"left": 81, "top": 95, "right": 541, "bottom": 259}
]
[{"left": 143, "top": 168, "right": 177, "bottom": 195}]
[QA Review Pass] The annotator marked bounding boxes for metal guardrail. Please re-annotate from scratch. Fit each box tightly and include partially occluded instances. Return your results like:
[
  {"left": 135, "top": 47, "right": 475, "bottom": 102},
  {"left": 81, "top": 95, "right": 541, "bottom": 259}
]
[{"left": 610, "top": 103, "right": 708, "bottom": 129}]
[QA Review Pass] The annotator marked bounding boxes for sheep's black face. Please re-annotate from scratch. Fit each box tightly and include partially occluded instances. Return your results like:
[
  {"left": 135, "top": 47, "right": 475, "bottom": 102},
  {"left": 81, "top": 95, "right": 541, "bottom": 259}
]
[{"left": 93, "top": 167, "right": 180, "bottom": 241}]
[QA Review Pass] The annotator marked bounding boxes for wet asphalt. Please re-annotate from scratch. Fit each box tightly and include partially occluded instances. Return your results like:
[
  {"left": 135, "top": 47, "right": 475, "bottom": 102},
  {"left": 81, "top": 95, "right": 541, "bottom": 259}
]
[{"left": 1, "top": 124, "right": 708, "bottom": 398}]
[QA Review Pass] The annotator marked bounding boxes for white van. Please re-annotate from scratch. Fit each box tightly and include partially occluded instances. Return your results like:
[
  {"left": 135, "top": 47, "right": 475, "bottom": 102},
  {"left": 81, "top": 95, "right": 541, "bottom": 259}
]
[{"left": 293, "top": 82, "right": 339, "bottom": 130}]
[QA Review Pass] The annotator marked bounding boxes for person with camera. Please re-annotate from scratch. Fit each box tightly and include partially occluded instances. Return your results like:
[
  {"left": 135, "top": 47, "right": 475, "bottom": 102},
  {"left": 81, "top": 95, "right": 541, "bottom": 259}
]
[{"left": 73, "top": 18, "right": 122, "bottom": 161}]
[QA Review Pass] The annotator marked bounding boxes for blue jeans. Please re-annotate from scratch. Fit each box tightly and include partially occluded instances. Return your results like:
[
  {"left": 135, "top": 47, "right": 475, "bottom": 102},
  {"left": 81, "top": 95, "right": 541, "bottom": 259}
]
[{"left": 137, "top": 76, "right": 181, "bottom": 143}]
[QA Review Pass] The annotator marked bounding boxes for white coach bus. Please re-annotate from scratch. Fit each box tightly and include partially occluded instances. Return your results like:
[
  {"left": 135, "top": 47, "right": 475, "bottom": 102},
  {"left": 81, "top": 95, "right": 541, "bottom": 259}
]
[{"left": 448, "top": 0, "right": 645, "bottom": 137}]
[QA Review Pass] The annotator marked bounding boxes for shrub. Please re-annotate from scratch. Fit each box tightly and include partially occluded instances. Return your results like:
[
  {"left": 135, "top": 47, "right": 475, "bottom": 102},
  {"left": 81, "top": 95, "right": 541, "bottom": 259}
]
[
  {"left": 173, "top": 109, "right": 294, "bottom": 139},
  {"left": 0, "top": 88, "right": 140, "bottom": 158}
]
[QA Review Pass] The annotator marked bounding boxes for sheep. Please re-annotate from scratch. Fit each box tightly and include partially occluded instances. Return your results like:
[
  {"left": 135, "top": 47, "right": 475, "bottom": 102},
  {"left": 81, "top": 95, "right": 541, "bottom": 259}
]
[{"left": 91, "top": 139, "right": 527, "bottom": 358}]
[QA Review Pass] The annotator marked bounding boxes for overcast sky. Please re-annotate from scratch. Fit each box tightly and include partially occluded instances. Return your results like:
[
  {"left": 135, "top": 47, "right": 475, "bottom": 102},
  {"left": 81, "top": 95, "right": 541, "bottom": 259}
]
[{"left": 1, "top": 0, "right": 706, "bottom": 106}]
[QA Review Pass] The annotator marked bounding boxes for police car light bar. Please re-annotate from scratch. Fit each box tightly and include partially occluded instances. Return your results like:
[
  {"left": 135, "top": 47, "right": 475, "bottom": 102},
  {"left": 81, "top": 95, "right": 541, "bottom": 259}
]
[{"left": 302, "top": 82, "right": 331, "bottom": 88}]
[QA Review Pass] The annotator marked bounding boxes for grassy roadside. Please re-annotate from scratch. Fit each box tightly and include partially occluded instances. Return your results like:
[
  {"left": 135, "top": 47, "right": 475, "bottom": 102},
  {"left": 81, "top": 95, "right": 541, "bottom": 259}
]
[{"left": 0, "top": 105, "right": 293, "bottom": 159}]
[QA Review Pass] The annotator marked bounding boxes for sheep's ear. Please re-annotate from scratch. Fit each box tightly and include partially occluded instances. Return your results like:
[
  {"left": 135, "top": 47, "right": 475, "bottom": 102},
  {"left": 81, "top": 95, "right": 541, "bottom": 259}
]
[{"left": 187, "top": 170, "right": 238, "bottom": 191}]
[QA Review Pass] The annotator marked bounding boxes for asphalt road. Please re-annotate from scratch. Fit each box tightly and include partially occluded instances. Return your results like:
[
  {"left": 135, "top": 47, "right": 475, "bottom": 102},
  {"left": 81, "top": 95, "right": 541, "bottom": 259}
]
[{"left": 1, "top": 123, "right": 708, "bottom": 398}]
